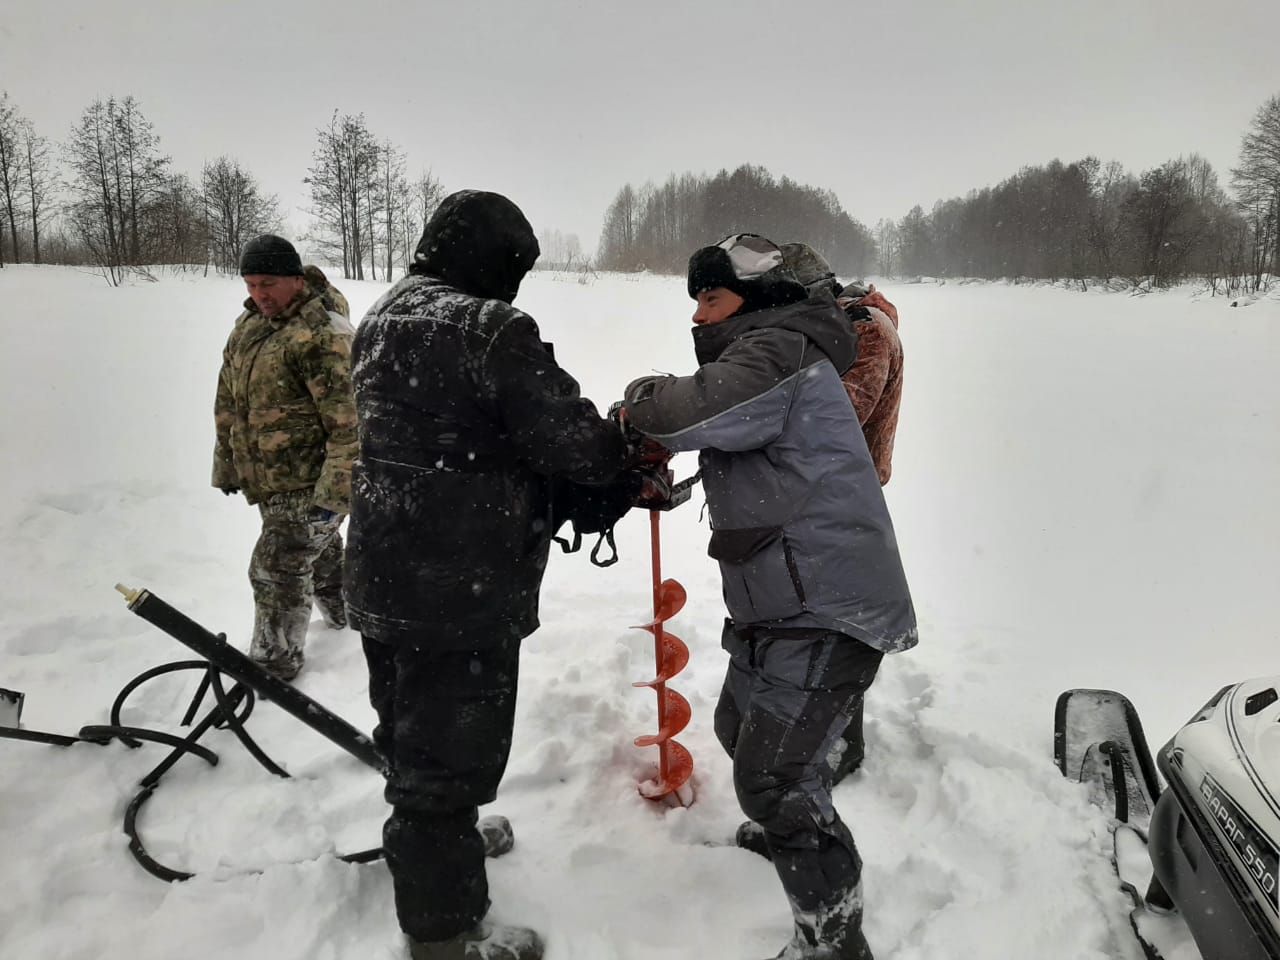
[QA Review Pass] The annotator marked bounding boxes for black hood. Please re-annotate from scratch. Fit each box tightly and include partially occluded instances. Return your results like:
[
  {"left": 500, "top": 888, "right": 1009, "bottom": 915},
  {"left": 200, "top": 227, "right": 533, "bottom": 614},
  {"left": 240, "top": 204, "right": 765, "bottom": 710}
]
[
  {"left": 692, "top": 295, "right": 857, "bottom": 373},
  {"left": 410, "top": 190, "right": 540, "bottom": 303}
]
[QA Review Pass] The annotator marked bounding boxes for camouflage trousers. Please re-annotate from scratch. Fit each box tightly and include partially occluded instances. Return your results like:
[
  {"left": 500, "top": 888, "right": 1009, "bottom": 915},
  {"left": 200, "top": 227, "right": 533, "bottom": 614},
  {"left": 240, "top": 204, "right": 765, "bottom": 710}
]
[{"left": 248, "top": 490, "right": 346, "bottom": 679}]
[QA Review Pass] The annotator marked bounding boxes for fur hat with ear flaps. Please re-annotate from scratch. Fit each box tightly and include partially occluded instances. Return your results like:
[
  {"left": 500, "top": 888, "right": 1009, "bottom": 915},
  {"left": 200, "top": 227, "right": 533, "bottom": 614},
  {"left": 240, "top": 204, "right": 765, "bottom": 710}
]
[{"left": 687, "top": 233, "right": 807, "bottom": 314}]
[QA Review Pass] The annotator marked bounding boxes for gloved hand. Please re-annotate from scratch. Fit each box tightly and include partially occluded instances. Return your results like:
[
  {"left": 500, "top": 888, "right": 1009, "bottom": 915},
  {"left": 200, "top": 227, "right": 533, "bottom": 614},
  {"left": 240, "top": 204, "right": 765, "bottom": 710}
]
[
  {"left": 627, "top": 464, "right": 675, "bottom": 509},
  {"left": 858, "top": 287, "right": 899, "bottom": 325},
  {"left": 636, "top": 437, "right": 673, "bottom": 467},
  {"left": 609, "top": 401, "right": 672, "bottom": 468},
  {"left": 220, "top": 485, "right": 240, "bottom": 496}
]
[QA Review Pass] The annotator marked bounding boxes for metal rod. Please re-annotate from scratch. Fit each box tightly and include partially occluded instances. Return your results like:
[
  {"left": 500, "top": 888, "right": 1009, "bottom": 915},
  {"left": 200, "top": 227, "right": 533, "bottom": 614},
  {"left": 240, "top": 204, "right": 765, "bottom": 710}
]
[{"left": 116, "top": 585, "right": 387, "bottom": 773}]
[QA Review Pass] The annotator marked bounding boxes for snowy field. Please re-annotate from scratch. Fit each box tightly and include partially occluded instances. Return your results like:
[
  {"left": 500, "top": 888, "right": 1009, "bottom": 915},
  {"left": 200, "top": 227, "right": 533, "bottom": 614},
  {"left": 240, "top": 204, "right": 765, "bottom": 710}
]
[{"left": 0, "top": 264, "right": 1276, "bottom": 960}]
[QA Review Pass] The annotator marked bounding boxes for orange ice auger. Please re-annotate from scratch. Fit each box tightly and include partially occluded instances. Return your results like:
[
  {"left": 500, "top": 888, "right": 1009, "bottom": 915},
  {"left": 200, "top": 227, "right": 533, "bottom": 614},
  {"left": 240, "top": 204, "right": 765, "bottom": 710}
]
[{"left": 632, "top": 508, "right": 694, "bottom": 805}]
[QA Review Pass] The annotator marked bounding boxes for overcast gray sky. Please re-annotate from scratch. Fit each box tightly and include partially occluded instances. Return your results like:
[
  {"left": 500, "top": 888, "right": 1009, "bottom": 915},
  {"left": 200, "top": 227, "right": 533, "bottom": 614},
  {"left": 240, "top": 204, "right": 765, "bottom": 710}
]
[{"left": 2, "top": 0, "right": 1275, "bottom": 255}]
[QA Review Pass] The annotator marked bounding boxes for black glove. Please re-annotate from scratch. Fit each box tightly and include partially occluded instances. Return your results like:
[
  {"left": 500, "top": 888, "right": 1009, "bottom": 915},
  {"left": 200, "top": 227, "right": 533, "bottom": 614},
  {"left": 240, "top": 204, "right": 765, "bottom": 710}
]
[
  {"left": 220, "top": 485, "right": 240, "bottom": 496},
  {"left": 609, "top": 401, "right": 672, "bottom": 468},
  {"left": 628, "top": 465, "right": 674, "bottom": 509}
]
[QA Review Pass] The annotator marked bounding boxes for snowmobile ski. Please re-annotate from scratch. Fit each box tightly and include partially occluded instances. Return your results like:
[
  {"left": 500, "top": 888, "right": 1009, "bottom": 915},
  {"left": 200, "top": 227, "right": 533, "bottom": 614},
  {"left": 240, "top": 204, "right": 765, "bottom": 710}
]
[{"left": 1055, "top": 687, "right": 1161, "bottom": 829}]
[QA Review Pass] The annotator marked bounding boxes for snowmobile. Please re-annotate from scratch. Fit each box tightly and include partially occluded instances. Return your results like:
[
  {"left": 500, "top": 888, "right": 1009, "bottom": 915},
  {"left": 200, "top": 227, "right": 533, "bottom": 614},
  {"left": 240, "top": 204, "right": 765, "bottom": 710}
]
[{"left": 1056, "top": 676, "right": 1280, "bottom": 960}]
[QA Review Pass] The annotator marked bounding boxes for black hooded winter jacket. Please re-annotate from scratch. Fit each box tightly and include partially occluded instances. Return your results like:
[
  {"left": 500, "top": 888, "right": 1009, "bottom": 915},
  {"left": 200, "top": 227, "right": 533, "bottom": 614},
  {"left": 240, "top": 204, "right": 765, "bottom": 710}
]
[{"left": 344, "top": 191, "right": 628, "bottom": 645}]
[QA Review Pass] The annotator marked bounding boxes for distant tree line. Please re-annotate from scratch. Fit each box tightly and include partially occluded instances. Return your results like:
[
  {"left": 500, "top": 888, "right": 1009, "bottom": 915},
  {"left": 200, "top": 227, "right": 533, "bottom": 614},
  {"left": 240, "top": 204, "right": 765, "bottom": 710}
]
[
  {"left": 535, "top": 227, "right": 586, "bottom": 271},
  {"left": 598, "top": 164, "right": 876, "bottom": 278},
  {"left": 874, "top": 94, "right": 1279, "bottom": 293},
  {"left": 878, "top": 151, "right": 1256, "bottom": 293},
  {"left": 3, "top": 87, "right": 1276, "bottom": 294},
  {"left": 599, "top": 93, "right": 1279, "bottom": 295},
  {"left": 0, "top": 92, "right": 451, "bottom": 286}
]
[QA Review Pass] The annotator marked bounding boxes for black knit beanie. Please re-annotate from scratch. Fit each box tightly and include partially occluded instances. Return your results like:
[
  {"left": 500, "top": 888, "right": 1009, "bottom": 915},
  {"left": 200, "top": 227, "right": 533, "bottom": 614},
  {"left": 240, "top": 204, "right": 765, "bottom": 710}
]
[{"left": 239, "top": 235, "right": 304, "bottom": 277}]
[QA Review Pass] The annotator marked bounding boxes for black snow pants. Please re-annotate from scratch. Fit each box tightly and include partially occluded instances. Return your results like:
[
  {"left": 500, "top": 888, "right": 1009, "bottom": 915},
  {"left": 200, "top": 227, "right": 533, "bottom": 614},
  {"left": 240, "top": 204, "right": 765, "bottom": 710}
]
[
  {"left": 714, "top": 622, "right": 883, "bottom": 921},
  {"left": 361, "top": 632, "right": 520, "bottom": 943}
]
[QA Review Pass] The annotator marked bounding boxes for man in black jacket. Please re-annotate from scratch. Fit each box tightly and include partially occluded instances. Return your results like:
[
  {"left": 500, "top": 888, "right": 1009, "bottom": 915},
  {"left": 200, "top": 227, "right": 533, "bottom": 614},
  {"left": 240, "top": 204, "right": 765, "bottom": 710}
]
[{"left": 345, "top": 191, "right": 636, "bottom": 960}]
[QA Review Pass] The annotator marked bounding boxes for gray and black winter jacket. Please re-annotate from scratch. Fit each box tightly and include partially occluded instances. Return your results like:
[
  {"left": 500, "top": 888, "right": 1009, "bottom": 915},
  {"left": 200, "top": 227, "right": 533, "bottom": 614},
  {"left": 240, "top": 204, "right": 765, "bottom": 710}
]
[{"left": 624, "top": 297, "right": 918, "bottom": 653}]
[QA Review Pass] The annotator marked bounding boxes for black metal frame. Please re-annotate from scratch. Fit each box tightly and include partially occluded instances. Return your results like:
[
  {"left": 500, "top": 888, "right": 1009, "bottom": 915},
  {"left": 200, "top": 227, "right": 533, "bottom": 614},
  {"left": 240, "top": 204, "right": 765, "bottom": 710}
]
[{"left": 3, "top": 587, "right": 391, "bottom": 881}]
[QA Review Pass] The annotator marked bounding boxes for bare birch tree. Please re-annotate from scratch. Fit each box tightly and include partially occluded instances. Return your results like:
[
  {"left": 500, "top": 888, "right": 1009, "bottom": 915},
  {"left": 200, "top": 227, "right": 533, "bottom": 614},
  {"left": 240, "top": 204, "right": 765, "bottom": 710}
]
[
  {"left": 64, "top": 96, "right": 170, "bottom": 283},
  {"left": 202, "top": 155, "right": 279, "bottom": 273},
  {"left": 21, "top": 120, "right": 58, "bottom": 264},
  {"left": 0, "top": 92, "right": 26, "bottom": 265},
  {"left": 1231, "top": 93, "right": 1280, "bottom": 291},
  {"left": 305, "top": 112, "right": 380, "bottom": 279}
]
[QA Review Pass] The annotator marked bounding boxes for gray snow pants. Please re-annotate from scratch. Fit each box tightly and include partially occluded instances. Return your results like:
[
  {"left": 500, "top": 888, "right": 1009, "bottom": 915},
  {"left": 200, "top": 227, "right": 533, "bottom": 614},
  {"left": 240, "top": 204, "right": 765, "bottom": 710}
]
[{"left": 714, "top": 622, "right": 882, "bottom": 931}]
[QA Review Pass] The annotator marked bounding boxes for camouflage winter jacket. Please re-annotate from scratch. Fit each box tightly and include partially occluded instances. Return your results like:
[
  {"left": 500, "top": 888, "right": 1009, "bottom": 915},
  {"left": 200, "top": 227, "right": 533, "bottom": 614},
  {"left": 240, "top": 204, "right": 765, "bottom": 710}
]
[
  {"left": 837, "top": 295, "right": 903, "bottom": 486},
  {"left": 212, "top": 292, "right": 357, "bottom": 513},
  {"left": 303, "top": 265, "right": 350, "bottom": 318},
  {"left": 324, "top": 285, "right": 350, "bottom": 319}
]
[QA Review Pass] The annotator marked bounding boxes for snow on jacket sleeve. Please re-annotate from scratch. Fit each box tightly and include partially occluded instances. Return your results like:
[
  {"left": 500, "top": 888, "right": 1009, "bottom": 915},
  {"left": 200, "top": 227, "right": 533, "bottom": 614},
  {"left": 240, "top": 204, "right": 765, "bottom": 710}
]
[
  {"left": 293, "top": 321, "right": 358, "bottom": 513},
  {"left": 623, "top": 329, "right": 806, "bottom": 454},
  {"left": 484, "top": 311, "right": 626, "bottom": 484}
]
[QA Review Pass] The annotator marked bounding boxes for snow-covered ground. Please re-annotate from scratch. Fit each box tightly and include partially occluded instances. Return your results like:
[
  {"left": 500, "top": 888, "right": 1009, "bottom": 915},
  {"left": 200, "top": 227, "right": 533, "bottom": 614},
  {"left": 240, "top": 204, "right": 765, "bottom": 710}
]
[{"left": 0, "top": 265, "right": 1276, "bottom": 959}]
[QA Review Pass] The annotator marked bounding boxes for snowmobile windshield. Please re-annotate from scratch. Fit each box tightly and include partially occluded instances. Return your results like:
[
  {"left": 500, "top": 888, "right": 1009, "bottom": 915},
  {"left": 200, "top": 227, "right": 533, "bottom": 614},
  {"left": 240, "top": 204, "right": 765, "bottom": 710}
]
[{"left": 410, "top": 190, "right": 540, "bottom": 304}]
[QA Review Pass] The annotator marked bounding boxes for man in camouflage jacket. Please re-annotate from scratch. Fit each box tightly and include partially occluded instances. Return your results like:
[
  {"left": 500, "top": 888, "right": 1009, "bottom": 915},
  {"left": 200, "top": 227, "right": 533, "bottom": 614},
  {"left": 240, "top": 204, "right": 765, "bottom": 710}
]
[{"left": 213, "top": 234, "right": 357, "bottom": 681}]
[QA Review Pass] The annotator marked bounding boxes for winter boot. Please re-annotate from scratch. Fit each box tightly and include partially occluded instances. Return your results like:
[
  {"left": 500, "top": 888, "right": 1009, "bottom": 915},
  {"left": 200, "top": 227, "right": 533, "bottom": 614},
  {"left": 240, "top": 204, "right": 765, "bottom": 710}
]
[
  {"left": 765, "top": 927, "right": 873, "bottom": 960},
  {"left": 249, "top": 605, "right": 309, "bottom": 681},
  {"left": 479, "top": 814, "right": 515, "bottom": 858},
  {"left": 314, "top": 588, "right": 347, "bottom": 629},
  {"left": 831, "top": 751, "right": 862, "bottom": 786},
  {"left": 736, "top": 820, "right": 773, "bottom": 861},
  {"left": 407, "top": 922, "right": 544, "bottom": 960},
  {"left": 765, "top": 883, "right": 872, "bottom": 960}
]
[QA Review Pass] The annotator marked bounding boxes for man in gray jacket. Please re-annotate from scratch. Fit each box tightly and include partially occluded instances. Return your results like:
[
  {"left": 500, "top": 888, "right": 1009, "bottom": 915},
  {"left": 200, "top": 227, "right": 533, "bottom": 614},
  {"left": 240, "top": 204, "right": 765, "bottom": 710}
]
[{"left": 622, "top": 234, "right": 917, "bottom": 960}]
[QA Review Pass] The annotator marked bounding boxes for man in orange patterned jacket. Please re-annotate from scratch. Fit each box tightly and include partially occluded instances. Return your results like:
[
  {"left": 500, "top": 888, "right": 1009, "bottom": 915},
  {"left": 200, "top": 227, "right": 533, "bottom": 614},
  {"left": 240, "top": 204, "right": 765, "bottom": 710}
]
[{"left": 781, "top": 243, "right": 902, "bottom": 486}]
